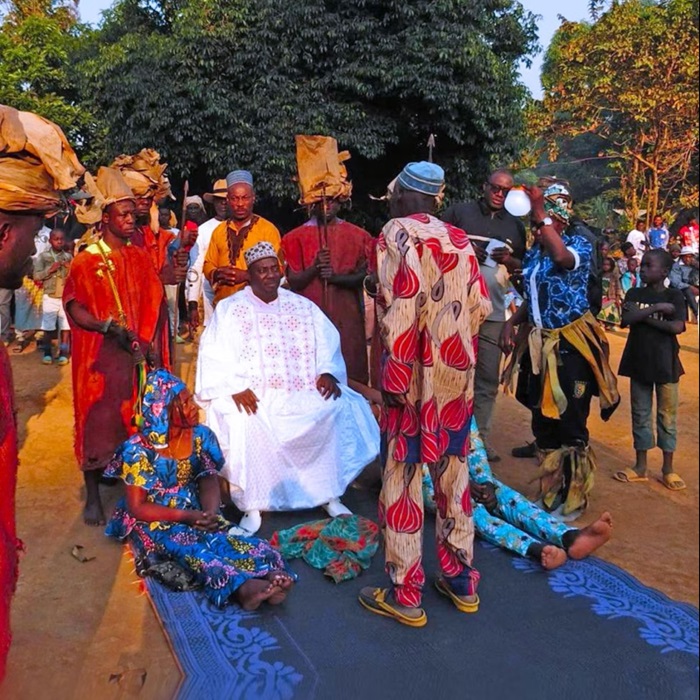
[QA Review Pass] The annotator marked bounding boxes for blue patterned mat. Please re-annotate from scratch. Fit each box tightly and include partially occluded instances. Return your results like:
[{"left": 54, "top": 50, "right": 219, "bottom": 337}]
[{"left": 145, "top": 492, "right": 699, "bottom": 700}]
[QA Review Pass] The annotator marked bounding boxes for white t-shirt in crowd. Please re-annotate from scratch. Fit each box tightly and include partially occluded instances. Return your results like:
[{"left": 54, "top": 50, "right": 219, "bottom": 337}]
[{"left": 626, "top": 228, "right": 648, "bottom": 259}]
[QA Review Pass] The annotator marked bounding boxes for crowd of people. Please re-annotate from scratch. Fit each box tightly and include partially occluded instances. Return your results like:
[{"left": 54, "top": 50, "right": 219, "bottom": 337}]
[
  {"left": 0, "top": 104, "right": 693, "bottom": 676},
  {"left": 595, "top": 215, "right": 700, "bottom": 329}
]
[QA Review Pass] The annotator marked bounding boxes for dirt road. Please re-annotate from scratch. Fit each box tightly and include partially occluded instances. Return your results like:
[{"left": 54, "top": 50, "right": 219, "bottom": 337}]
[{"left": 3, "top": 329, "right": 698, "bottom": 699}]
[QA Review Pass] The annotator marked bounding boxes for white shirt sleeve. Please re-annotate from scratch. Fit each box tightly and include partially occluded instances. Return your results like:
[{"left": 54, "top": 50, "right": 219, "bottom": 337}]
[{"left": 187, "top": 219, "right": 217, "bottom": 303}]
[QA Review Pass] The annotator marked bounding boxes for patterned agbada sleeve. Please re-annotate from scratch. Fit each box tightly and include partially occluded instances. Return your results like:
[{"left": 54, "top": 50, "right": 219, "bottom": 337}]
[{"left": 375, "top": 219, "right": 427, "bottom": 394}]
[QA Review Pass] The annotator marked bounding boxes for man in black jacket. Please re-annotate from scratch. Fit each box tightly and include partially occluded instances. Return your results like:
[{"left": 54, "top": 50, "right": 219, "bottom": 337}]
[{"left": 442, "top": 169, "right": 527, "bottom": 461}]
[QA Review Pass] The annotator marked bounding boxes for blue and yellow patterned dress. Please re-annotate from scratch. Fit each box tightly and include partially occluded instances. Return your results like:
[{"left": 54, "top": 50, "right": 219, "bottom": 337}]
[{"left": 105, "top": 424, "right": 291, "bottom": 607}]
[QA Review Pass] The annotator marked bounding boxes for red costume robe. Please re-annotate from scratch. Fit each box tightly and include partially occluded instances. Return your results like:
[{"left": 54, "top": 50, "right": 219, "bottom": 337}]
[
  {"left": 132, "top": 224, "right": 177, "bottom": 283},
  {"left": 281, "top": 219, "right": 373, "bottom": 384},
  {"left": 63, "top": 242, "right": 170, "bottom": 470},
  {"left": 0, "top": 346, "right": 21, "bottom": 680}
]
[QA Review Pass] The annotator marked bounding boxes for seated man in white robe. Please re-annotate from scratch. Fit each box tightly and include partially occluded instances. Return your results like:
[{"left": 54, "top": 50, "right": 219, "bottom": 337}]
[{"left": 196, "top": 241, "right": 380, "bottom": 534}]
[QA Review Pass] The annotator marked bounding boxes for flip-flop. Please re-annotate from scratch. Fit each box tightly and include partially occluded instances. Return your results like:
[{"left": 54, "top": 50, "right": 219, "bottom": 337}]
[
  {"left": 358, "top": 587, "right": 427, "bottom": 628},
  {"left": 661, "top": 472, "right": 686, "bottom": 491},
  {"left": 434, "top": 577, "right": 480, "bottom": 613},
  {"left": 613, "top": 468, "right": 648, "bottom": 484}
]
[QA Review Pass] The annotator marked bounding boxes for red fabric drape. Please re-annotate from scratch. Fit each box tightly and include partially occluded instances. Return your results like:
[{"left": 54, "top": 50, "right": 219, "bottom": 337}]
[{"left": 64, "top": 244, "right": 170, "bottom": 469}]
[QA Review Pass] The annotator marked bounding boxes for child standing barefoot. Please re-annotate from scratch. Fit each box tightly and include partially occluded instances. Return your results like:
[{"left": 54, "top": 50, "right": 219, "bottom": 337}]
[{"left": 615, "top": 249, "right": 687, "bottom": 491}]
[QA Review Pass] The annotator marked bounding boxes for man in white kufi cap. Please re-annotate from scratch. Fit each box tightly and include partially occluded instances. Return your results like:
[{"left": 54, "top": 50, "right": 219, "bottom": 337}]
[{"left": 196, "top": 241, "right": 380, "bottom": 534}]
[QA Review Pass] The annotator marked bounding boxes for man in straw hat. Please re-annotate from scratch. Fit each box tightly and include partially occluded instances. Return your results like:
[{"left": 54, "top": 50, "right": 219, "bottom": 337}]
[
  {"left": 63, "top": 166, "right": 170, "bottom": 527},
  {"left": 186, "top": 178, "right": 229, "bottom": 329},
  {"left": 203, "top": 170, "right": 281, "bottom": 306},
  {"left": 196, "top": 241, "right": 379, "bottom": 535},
  {"left": 359, "top": 161, "right": 491, "bottom": 627},
  {"left": 0, "top": 104, "right": 84, "bottom": 679}
]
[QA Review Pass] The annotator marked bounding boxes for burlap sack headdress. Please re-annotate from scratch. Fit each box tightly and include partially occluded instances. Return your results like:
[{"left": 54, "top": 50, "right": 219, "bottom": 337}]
[
  {"left": 0, "top": 104, "right": 84, "bottom": 213},
  {"left": 74, "top": 167, "right": 135, "bottom": 225},
  {"left": 295, "top": 135, "right": 352, "bottom": 205},
  {"left": 111, "top": 148, "right": 170, "bottom": 199},
  {"left": 111, "top": 148, "right": 171, "bottom": 230}
]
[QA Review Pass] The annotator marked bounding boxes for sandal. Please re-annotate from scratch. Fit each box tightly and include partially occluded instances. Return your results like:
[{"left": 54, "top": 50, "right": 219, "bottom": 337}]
[
  {"left": 434, "top": 577, "right": 479, "bottom": 613},
  {"left": 358, "top": 587, "right": 427, "bottom": 628},
  {"left": 613, "top": 468, "right": 648, "bottom": 484},
  {"left": 661, "top": 472, "right": 686, "bottom": 491},
  {"left": 12, "top": 339, "right": 31, "bottom": 354}
]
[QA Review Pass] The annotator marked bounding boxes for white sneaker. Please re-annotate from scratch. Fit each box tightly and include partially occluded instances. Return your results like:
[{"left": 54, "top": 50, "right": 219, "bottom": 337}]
[
  {"left": 323, "top": 498, "right": 352, "bottom": 518},
  {"left": 238, "top": 510, "right": 262, "bottom": 534}
]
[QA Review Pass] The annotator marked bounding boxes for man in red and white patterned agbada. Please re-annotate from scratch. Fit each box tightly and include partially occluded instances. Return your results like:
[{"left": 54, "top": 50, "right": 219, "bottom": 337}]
[{"left": 360, "top": 162, "right": 491, "bottom": 627}]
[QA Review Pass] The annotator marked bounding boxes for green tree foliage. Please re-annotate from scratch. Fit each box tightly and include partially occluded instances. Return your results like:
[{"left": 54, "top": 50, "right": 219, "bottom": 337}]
[
  {"left": 1, "top": 0, "right": 78, "bottom": 30},
  {"left": 77, "top": 0, "right": 538, "bottom": 224},
  {"left": 532, "top": 0, "right": 699, "bottom": 223},
  {"left": 0, "top": 0, "right": 97, "bottom": 154}
]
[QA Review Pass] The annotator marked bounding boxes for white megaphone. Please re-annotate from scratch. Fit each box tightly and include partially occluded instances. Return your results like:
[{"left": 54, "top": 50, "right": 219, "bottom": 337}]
[{"left": 504, "top": 187, "right": 531, "bottom": 217}]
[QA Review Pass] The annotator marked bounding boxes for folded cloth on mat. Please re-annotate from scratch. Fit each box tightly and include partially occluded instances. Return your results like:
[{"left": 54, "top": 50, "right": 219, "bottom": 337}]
[{"left": 271, "top": 515, "right": 379, "bottom": 583}]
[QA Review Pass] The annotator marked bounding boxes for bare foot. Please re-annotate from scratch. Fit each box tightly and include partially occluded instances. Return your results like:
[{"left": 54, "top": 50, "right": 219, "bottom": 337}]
[
  {"left": 236, "top": 578, "right": 281, "bottom": 611},
  {"left": 567, "top": 512, "right": 613, "bottom": 560},
  {"left": 266, "top": 572, "right": 295, "bottom": 605},
  {"left": 83, "top": 499, "right": 106, "bottom": 526},
  {"left": 540, "top": 545, "right": 568, "bottom": 570}
]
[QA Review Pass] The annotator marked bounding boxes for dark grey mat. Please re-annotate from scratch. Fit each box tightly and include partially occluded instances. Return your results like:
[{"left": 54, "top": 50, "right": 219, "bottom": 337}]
[{"left": 146, "top": 487, "right": 699, "bottom": 700}]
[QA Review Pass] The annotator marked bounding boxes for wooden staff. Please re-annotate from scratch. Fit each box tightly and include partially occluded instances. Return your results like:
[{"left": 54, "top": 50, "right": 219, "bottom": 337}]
[
  {"left": 320, "top": 182, "right": 330, "bottom": 311},
  {"left": 179, "top": 180, "right": 189, "bottom": 234}
]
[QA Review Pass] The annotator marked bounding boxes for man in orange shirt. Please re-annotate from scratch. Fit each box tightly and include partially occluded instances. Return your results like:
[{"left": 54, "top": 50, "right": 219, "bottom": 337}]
[{"left": 203, "top": 170, "right": 281, "bottom": 305}]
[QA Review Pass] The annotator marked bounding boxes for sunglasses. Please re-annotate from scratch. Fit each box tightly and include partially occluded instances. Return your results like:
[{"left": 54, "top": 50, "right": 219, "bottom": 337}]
[{"left": 487, "top": 183, "right": 511, "bottom": 195}]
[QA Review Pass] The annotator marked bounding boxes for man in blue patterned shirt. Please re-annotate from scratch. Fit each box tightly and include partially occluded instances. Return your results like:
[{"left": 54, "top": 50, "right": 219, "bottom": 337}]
[{"left": 500, "top": 183, "right": 620, "bottom": 520}]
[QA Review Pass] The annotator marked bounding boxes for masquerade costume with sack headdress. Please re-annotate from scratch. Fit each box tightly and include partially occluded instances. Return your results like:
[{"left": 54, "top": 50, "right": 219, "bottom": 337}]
[
  {"left": 0, "top": 104, "right": 84, "bottom": 680},
  {"left": 502, "top": 184, "right": 619, "bottom": 519},
  {"left": 63, "top": 167, "right": 170, "bottom": 474},
  {"left": 105, "top": 369, "right": 294, "bottom": 606},
  {"left": 281, "top": 135, "right": 374, "bottom": 384},
  {"left": 112, "top": 149, "right": 177, "bottom": 281}
]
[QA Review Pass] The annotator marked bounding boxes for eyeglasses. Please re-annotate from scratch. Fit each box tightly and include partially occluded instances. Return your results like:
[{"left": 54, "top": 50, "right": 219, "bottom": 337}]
[{"left": 487, "top": 183, "right": 512, "bottom": 195}]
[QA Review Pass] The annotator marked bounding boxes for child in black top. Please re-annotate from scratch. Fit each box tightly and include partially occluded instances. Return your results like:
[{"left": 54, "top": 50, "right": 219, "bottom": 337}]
[{"left": 615, "top": 249, "right": 686, "bottom": 490}]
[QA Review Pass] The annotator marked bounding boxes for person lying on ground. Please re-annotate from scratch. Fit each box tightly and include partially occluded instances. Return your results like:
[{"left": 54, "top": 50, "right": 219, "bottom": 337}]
[
  {"left": 422, "top": 421, "right": 612, "bottom": 570},
  {"left": 104, "top": 368, "right": 295, "bottom": 610}
]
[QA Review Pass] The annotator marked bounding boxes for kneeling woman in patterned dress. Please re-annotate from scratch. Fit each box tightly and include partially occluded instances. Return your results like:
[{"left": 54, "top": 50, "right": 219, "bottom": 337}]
[{"left": 105, "top": 368, "right": 295, "bottom": 609}]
